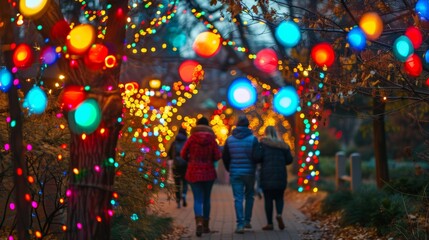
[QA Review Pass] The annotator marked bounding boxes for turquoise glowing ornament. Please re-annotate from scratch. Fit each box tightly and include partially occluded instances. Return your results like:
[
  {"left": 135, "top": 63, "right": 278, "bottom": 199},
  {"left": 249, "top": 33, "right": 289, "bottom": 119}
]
[
  {"left": 68, "top": 98, "right": 102, "bottom": 134},
  {"left": 275, "top": 21, "right": 301, "bottom": 48},
  {"left": 0, "top": 67, "right": 13, "bottom": 92},
  {"left": 227, "top": 77, "right": 257, "bottom": 109},
  {"left": 393, "top": 35, "right": 414, "bottom": 62},
  {"left": 23, "top": 86, "right": 48, "bottom": 114},
  {"left": 416, "top": 0, "right": 429, "bottom": 20},
  {"left": 347, "top": 27, "right": 366, "bottom": 51},
  {"left": 273, "top": 86, "right": 299, "bottom": 116}
]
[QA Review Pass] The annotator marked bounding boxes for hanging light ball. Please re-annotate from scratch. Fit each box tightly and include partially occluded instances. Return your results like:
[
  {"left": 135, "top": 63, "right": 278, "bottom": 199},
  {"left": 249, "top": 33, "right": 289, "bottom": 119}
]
[
  {"left": 393, "top": 35, "right": 414, "bottom": 62},
  {"left": 0, "top": 67, "right": 13, "bottom": 93},
  {"left": 254, "top": 48, "right": 278, "bottom": 74},
  {"left": 13, "top": 44, "right": 34, "bottom": 68},
  {"left": 275, "top": 21, "right": 301, "bottom": 48},
  {"left": 178, "top": 60, "right": 201, "bottom": 83},
  {"left": 19, "top": 0, "right": 49, "bottom": 19},
  {"left": 311, "top": 42, "right": 335, "bottom": 67},
  {"left": 347, "top": 26, "right": 366, "bottom": 51},
  {"left": 23, "top": 86, "right": 48, "bottom": 115},
  {"left": 192, "top": 32, "right": 221, "bottom": 58},
  {"left": 405, "top": 26, "right": 423, "bottom": 49},
  {"left": 68, "top": 98, "right": 102, "bottom": 134},
  {"left": 124, "top": 82, "right": 139, "bottom": 93},
  {"left": 66, "top": 24, "right": 95, "bottom": 55},
  {"left": 416, "top": 0, "right": 429, "bottom": 20},
  {"left": 51, "top": 20, "right": 70, "bottom": 41},
  {"left": 359, "top": 12, "right": 383, "bottom": 40},
  {"left": 273, "top": 86, "right": 300, "bottom": 116},
  {"left": 40, "top": 46, "right": 59, "bottom": 65},
  {"left": 84, "top": 44, "right": 109, "bottom": 70},
  {"left": 404, "top": 53, "right": 423, "bottom": 77},
  {"left": 58, "top": 85, "right": 87, "bottom": 111},
  {"left": 423, "top": 50, "right": 429, "bottom": 66},
  {"left": 227, "top": 77, "right": 257, "bottom": 109}
]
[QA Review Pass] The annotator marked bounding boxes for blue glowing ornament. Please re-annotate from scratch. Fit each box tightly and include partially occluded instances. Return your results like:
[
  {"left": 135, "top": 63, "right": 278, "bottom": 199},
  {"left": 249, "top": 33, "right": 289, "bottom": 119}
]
[
  {"left": 40, "top": 46, "right": 58, "bottom": 65},
  {"left": 68, "top": 98, "right": 101, "bottom": 134},
  {"left": 273, "top": 86, "right": 299, "bottom": 116},
  {"left": 275, "top": 21, "right": 301, "bottom": 48},
  {"left": 423, "top": 50, "right": 429, "bottom": 66},
  {"left": 416, "top": 0, "right": 429, "bottom": 20},
  {"left": 347, "top": 27, "right": 366, "bottom": 51},
  {"left": 227, "top": 77, "right": 257, "bottom": 109},
  {"left": 393, "top": 35, "right": 414, "bottom": 62},
  {"left": 23, "top": 86, "right": 48, "bottom": 114},
  {"left": 0, "top": 67, "right": 13, "bottom": 92}
]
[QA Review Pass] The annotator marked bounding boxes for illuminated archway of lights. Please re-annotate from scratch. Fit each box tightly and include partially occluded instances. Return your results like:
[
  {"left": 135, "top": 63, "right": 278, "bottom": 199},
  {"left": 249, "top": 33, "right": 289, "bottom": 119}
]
[{"left": 294, "top": 64, "right": 322, "bottom": 193}]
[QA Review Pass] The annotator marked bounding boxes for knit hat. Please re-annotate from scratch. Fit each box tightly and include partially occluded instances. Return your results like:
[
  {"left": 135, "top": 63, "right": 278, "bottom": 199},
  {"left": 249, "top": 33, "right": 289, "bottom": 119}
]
[
  {"left": 197, "top": 117, "right": 209, "bottom": 126},
  {"left": 236, "top": 115, "right": 249, "bottom": 127}
]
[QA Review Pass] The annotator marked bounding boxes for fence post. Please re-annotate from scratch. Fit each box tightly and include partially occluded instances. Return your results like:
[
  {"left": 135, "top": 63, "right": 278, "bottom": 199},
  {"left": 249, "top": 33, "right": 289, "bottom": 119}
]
[
  {"left": 335, "top": 151, "right": 346, "bottom": 190},
  {"left": 350, "top": 153, "right": 362, "bottom": 192}
]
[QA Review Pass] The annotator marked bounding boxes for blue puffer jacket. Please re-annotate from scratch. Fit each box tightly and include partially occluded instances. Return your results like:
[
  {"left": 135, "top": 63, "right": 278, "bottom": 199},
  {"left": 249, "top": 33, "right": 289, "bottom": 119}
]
[{"left": 222, "top": 126, "right": 258, "bottom": 176}]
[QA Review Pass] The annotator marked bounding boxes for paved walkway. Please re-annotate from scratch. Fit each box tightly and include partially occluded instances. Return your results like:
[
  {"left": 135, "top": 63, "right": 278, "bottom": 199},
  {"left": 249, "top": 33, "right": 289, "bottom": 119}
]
[{"left": 156, "top": 183, "right": 322, "bottom": 240}]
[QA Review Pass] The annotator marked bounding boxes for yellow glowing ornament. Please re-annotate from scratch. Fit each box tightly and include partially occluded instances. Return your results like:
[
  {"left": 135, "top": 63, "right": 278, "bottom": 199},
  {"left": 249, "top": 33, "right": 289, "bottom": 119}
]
[
  {"left": 19, "top": 0, "right": 49, "bottom": 19},
  {"left": 66, "top": 24, "right": 95, "bottom": 55},
  {"left": 192, "top": 32, "right": 221, "bottom": 58},
  {"left": 359, "top": 12, "right": 383, "bottom": 40}
]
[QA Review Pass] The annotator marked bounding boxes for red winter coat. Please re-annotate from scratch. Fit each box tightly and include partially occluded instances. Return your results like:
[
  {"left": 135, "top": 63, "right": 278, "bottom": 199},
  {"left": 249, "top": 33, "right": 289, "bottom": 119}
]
[{"left": 181, "top": 125, "right": 221, "bottom": 183}]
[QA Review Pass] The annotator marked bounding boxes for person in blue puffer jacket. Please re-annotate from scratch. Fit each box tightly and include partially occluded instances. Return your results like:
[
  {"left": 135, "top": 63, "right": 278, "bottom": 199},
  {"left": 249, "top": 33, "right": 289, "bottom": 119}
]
[{"left": 222, "top": 115, "right": 262, "bottom": 234}]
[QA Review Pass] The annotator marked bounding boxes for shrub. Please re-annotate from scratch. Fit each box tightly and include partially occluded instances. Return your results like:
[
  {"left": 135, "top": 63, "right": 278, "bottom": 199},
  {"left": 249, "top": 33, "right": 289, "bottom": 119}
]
[
  {"left": 111, "top": 214, "right": 173, "bottom": 240},
  {"left": 321, "top": 190, "right": 353, "bottom": 214}
]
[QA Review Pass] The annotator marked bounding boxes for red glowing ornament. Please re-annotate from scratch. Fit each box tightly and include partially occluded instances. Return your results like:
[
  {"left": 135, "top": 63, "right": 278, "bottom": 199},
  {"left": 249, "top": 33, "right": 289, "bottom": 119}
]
[
  {"left": 254, "top": 48, "right": 278, "bottom": 74},
  {"left": 311, "top": 42, "right": 335, "bottom": 67},
  {"left": 13, "top": 44, "right": 33, "bottom": 68},
  {"left": 51, "top": 20, "right": 70, "bottom": 41},
  {"left": 405, "top": 26, "right": 422, "bottom": 49},
  {"left": 192, "top": 32, "right": 221, "bottom": 58},
  {"left": 58, "top": 85, "right": 87, "bottom": 111},
  {"left": 85, "top": 44, "right": 109, "bottom": 70},
  {"left": 426, "top": 78, "right": 429, "bottom": 86},
  {"left": 404, "top": 53, "right": 422, "bottom": 77},
  {"left": 178, "top": 60, "right": 201, "bottom": 83}
]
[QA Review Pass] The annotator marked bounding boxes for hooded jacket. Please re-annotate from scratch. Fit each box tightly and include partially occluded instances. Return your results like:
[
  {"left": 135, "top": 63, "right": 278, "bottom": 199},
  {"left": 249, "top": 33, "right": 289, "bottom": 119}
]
[
  {"left": 222, "top": 126, "right": 259, "bottom": 176},
  {"left": 167, "top": 131, "right": 188, "bottom": 175},
  {"left": 181, "top": 125, "right": 221, "bottom": 183},
  {"left": 258, "top": 137, "right": 293, "bottom": 190}
]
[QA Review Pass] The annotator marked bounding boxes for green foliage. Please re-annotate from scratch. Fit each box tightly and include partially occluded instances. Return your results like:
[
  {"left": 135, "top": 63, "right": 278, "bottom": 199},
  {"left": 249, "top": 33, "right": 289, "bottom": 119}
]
[
  {"left": 111, "top": 214, "right": 173, "bottom": 240},
  {"left": 321, "top": 190, "right": 353, "bottom": 214},
  {"left": 317, "top": 128, "right": 341, "bottom": 157},
  {"left": 384, "top": 172, "right": 429, "bottom": 196},
  {"left": 318, "top": 157, "right": 336, "bottom": 178}
]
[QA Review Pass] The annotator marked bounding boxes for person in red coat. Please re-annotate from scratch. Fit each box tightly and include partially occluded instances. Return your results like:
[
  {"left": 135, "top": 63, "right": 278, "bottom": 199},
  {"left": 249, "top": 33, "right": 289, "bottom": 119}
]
[{"left": 181, "top": 116, "right": 221, "bottom": 236}]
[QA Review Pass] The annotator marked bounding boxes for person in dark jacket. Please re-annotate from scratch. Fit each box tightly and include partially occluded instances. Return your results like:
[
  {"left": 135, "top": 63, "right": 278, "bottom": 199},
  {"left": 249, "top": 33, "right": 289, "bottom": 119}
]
[
  {"left": 258, "top": 126, "right": 293, "bottom": 231},
  {"left": 168, "top": 127, "right": 188, "bottom": 208},
  {"left": 181, "top": 116, "right": 222, "bottom": 237},
  {"left": 222, "top": 115, "right": 261, "bottom": 234}
]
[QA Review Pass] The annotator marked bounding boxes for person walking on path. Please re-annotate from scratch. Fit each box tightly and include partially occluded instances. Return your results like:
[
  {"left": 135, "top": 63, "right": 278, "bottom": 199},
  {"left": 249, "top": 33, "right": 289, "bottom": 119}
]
[
  {"left": 256, "top": 126, "right": 293, "bottom": 231},
  {"left": 222, "top": 115, "right": 261, "bottom": 234},
  {"left": 181, "top": 116, "right": 222, "bottom": 237},
  {"left": 168, "top": 127, "right": 189, "bottom": 208}
]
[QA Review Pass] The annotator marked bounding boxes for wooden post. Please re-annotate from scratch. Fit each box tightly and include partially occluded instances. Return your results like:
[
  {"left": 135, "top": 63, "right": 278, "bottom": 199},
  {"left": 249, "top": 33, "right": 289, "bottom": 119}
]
[
  {"left": 350, "top": 153, "right": 362, "bottom": 192},
  {"left": 335, "top": 151, "right": 346, "bottom": 190}
]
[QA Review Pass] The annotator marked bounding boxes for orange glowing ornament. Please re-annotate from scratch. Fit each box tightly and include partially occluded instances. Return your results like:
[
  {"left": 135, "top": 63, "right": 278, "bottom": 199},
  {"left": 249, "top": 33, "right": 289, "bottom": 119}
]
[
  {"left": 311, "top": 42, "right": 335, "bottom": 67},
  {"left": 178, "top": 60, "right": 201, "bottom": 83},
  {"left": 192, "top": 32, "right": 221, "bottom": 58},
  {"left": 19, "top": 0, "right": 49, "bottom": 19},
  {"left": 66, "top": 24, "right": 95, "bottom": 55},
  {"left": 58, "top": 85, "right": 87, "bottom": 111},
  {"left": 13, "top": 44, "right": 34, "bottom": 68},
  {"left": 359, "top": 12, "right": 383, "bottom": 40}
]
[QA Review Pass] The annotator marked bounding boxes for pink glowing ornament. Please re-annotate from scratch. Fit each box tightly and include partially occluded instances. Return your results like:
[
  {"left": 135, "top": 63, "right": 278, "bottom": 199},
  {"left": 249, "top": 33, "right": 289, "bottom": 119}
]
[
  {"left": 405, "top": 26, "right": 422, "bottom": 49},
  {"left": 359, "top": 12, "right": 383, "bottom": 40},
  {"left": 192, "top": 32, "right": 221, "bottom": 58},
  {"left": 178, "top": 60, "right": 201, "bottom": 83},
  {"left": 404, "top": 53, "right": 423, "bottom": 77},
  {"left": 254, "top": 48, "right": 278, "bottom": 74},
  {"left": 311, "top": 43, "right": 335, "bottom": 67}
]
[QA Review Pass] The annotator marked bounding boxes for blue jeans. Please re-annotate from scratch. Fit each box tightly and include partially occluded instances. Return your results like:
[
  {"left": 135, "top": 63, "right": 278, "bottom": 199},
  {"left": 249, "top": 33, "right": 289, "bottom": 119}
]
[
  {"left": 230, "top": 175, "right": 255, "bottom": 228},
  {"left": 189, "top": 181, "right": 214, "bottom": 219}
]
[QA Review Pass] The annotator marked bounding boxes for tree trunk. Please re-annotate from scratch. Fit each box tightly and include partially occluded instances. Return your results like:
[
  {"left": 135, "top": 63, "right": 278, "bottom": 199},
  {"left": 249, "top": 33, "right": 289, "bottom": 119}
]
[
  {"left": 373, "top": 96, "right": 389, "bottom": 188},
  {"left": 1, "top": 2, "right": 31, "bottom": 238}
]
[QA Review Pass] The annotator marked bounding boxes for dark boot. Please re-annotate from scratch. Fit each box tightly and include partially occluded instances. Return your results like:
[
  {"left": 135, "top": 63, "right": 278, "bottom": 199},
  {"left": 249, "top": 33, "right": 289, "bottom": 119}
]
[
  {"left": 195, "top": 217, "right": 203, "bottom": 237},
  {"left": 203, "top": 218, "right": 210, "bottom": 233}
]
